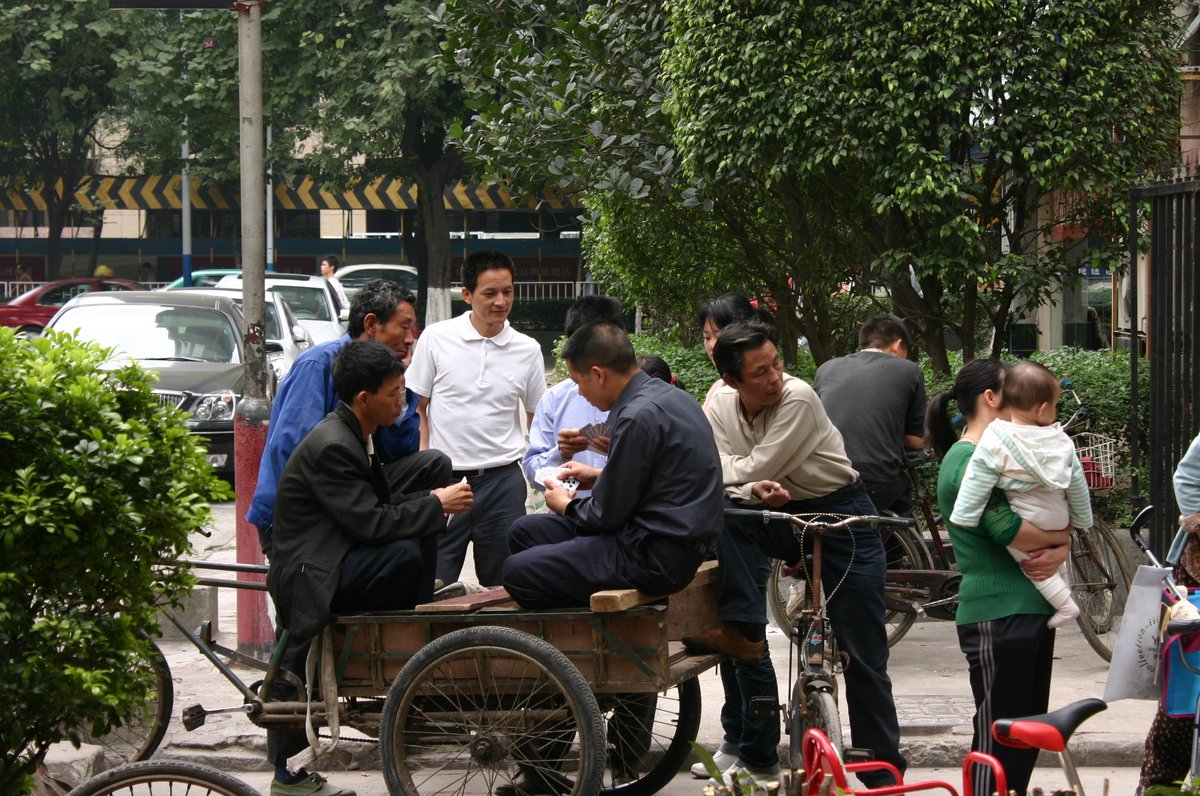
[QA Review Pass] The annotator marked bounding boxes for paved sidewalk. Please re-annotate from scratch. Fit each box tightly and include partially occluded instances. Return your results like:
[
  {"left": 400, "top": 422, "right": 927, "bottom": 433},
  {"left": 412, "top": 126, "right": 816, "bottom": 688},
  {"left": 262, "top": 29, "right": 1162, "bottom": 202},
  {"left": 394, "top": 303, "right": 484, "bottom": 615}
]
[{"left": 50, "top": 500, "right": 1159, "bottom": 792}]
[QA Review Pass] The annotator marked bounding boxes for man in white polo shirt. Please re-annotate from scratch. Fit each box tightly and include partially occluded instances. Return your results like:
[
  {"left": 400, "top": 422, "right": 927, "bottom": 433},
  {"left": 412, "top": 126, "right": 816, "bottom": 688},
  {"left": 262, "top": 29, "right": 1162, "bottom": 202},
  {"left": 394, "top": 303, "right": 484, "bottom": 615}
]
[{"left": 405, "top": 250, "right": 547, "bottom": 586}]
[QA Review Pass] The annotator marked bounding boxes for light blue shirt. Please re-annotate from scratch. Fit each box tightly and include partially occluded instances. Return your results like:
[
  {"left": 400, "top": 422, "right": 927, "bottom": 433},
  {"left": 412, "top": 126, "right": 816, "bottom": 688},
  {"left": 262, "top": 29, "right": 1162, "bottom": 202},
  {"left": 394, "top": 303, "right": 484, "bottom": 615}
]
[{"left": 522, "top": 378, "right": 608, "bottom": 496}]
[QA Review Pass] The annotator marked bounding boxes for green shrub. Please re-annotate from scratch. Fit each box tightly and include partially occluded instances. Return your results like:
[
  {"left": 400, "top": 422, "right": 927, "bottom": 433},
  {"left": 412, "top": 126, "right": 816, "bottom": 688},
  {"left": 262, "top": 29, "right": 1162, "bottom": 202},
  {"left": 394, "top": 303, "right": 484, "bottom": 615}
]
[{"left": 0, "top": 329, "right": 229, "bottom": 793}]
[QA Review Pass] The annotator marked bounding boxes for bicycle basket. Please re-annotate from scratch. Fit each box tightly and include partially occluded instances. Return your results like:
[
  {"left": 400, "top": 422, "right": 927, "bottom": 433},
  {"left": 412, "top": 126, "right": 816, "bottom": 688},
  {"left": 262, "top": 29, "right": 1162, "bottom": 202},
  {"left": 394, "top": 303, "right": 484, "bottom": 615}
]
[{"left": 1073, "top": 432, "right": 1117, "bottom": 491}]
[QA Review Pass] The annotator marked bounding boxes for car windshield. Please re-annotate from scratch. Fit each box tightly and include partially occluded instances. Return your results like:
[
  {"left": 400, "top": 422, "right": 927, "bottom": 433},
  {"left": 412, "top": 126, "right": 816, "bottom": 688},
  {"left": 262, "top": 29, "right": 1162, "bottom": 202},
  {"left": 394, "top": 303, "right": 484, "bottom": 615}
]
[
  {"left": 271, "top": 285, "right": 331, "bottom": 322},
  {"left": 54, "top": 304, "right": 241, "bottom": 363}
]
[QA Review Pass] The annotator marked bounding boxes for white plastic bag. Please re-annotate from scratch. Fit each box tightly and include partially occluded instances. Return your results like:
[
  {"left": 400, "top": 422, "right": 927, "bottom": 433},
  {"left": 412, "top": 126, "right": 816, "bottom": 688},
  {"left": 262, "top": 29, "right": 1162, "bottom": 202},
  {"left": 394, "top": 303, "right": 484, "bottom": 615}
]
[{"left": 1104, "top": 564, "right": 1171, "bottom": 702}]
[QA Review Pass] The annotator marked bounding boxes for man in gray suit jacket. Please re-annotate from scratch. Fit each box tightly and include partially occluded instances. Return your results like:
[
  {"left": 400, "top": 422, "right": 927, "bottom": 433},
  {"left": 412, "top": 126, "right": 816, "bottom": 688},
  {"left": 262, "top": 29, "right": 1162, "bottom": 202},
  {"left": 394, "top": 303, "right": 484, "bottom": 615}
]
[{"left": 266, "top": 340, "right": 472, "bottom": 796}]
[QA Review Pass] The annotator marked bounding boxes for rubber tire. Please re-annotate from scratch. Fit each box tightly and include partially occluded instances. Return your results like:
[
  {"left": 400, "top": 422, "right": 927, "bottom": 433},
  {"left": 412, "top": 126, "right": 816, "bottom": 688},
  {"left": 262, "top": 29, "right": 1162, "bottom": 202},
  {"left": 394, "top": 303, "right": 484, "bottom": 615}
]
[
  {"left": 379, "top": 625, "right": 606, "bottom": 796},
  {"left": 1071, "top": 518, "right": 1134, "bottom": 662},
  {"left": 75, "top": 637, "right": 173, "bottom": 766},
  {"left": 767, "top": 523, "right": 929, "bottom": 648},
  {"left": 598, "top": 677, "right": 702, "bottom": 796},
  {"left": 794, "top": 688, "right": 843, "bottom": 769},
  {"left": 68, "top": 759, "right": 259, "bottom": 796}
]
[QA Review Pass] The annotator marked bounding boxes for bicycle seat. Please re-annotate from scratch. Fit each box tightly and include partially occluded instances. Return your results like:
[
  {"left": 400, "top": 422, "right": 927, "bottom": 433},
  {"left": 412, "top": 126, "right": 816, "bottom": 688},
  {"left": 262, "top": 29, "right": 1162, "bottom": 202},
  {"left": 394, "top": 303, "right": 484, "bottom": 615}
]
[{"left": 991, "top": 698, "right": 1106, "bottom": 752}]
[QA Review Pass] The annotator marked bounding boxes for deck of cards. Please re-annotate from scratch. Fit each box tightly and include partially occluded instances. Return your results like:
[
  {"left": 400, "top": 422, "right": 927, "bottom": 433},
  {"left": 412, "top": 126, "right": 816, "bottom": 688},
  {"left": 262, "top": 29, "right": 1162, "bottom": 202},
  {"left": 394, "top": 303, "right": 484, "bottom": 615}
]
[
  {"left": 533, "top": 466, "right": 580, "bottom": 496},
  {"left": 578, "top": 421, "right": 612, "bottom": 451}
]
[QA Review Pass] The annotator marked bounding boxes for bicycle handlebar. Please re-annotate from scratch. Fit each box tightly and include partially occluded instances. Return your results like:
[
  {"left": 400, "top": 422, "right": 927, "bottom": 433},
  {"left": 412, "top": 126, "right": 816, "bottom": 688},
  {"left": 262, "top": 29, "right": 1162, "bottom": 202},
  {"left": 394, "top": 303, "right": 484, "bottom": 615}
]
[{"left": 724, "top": 507, "right": 917, "bottom": 531}]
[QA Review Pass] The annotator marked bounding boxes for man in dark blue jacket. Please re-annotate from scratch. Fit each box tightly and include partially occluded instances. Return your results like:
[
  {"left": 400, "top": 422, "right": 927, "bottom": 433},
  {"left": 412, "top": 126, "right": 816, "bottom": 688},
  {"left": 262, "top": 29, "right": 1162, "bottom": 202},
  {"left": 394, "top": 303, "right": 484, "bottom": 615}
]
[{"left": 248, "top": 279, "right": 437, "bottom": 555}]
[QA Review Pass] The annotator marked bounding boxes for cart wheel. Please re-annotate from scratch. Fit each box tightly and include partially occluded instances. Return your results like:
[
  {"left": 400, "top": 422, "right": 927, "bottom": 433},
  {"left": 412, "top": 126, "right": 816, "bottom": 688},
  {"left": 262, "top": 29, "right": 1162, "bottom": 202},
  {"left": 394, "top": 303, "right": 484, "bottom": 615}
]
[
  {"left": 68, "top": 759, "right": 258, "bottom": 796},
  {"left": 74, "top": 636, "right": 173, "bottom": 767},
  {"left": 594, "top": 677, "right": 702, "bottom": 796},
  {"left": 380, "top": 626, "right": 606, "bottom": 796}
]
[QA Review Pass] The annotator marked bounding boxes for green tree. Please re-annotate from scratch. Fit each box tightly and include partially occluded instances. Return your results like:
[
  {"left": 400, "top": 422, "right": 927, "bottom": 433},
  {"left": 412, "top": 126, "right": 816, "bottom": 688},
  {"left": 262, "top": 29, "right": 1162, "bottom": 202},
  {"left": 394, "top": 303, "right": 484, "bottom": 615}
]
[
  {"left": 665, "top": 0, "right": 1180, "bottom": 370},
  {"left": 118, "top": 2, "right": 470, "bottom": 322},
  {"left": 0, "top": 329, "right": 228, "bottom": 794},
  {"left": 0, "top": 2, "right": 140, "bottom": 279},
  {"left": 443, "top": 0, "right": 894, "bottom": 361}
]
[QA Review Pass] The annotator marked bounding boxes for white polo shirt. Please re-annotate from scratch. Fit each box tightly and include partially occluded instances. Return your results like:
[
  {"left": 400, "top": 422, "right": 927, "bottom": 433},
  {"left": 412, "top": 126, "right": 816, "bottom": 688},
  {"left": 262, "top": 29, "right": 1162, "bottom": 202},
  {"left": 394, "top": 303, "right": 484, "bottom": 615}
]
[{"left": 406, "top": 311, "right": 547, "bottom": 469}]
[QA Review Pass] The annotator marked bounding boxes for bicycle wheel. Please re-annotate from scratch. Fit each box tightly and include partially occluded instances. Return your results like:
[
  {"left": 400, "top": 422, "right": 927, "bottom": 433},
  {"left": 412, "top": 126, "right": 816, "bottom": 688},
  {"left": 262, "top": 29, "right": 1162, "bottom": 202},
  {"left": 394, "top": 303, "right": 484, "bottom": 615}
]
[
  {"left": 791, "top": 687, "right": 842, "bottom": 770},
  {"left": 69, "top": 759, "right": 258, "bottom": 796},
  {"left": 75, "top": 638, "right": 173, "bottom": 766},
  {"left": 768, "top": 523, "right": 928, "bottom": 647},
  {"left": 597, "top": 677, "right": 702, "bottom": 796},
  {"left": 1071, "top": 518, "right": 1134, "bottom": 662},
  {"left": 380, "top": 625, "right": 606, "bottom": 796}
]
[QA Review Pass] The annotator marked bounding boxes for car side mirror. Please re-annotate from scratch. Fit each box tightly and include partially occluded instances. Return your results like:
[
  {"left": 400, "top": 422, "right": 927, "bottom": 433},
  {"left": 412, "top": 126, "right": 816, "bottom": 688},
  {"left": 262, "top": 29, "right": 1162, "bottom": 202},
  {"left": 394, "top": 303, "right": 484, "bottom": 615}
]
[
  {"left": 265, "top": 340, "right": 284, "bottom": 354},
  {"left": 292, "top": 325, "right": 308, "bottom": 343},
  {"left": 339, "top": 307, "right": 349, "bottom": 323}
]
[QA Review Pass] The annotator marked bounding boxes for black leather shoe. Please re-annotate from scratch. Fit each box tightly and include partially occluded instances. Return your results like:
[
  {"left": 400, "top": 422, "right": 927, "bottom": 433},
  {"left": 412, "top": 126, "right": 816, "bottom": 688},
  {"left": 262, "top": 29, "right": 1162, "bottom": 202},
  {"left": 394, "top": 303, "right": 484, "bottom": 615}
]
[{"left": 682, "top": 624, "right": 764, "bottom": 661}]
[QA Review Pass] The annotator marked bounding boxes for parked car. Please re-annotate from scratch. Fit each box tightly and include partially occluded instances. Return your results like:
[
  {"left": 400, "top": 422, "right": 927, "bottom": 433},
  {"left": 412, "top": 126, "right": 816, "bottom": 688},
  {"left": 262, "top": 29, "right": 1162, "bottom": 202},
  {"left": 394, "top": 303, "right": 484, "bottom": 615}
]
[
  {"left": 0, "top": 278, "right": 139, "bottom": 336},
  {"left": 176, "top": 287, "right": 314, "bottom": 380},
  {"left": 216, "top": 273, "right": 346, "bottom": 344},
  {"left": 334, "top": 263, "right": 419, "bottom": 299},
  {"left": 160, "top": 269, "right": 242, "bottom": 290},
  {"left": 46, "top": 291, "right": 274, "bottom": 480}
]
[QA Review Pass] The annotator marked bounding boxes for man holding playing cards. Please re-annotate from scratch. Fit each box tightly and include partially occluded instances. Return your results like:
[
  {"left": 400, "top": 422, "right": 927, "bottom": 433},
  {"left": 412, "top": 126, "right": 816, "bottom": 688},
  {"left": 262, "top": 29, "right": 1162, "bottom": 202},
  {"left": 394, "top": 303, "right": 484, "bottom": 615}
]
[
  {"left": 522, "top": 295, "right": 626, "bottom": 496},
  {"left": 502, "top": 321, "right": 723, "bottom": 607}
]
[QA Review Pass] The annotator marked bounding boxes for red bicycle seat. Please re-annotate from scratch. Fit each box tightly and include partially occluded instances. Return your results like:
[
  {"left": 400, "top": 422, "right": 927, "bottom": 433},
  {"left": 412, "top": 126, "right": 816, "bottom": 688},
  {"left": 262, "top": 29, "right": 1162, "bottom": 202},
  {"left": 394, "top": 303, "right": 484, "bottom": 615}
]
[{"left": 992, "top": 698, "right": 1107, "bottom": 752}]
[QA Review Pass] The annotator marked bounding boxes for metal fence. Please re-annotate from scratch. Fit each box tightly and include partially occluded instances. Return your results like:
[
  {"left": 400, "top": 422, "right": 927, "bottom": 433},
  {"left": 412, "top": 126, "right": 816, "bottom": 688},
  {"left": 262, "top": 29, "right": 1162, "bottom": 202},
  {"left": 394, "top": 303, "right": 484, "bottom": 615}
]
[
  {"left": 1133, "top": 173, "right": 1200, "bottom": 551},
  {"left": 2, "top": 279, "right": 598, "bottom": 303}
]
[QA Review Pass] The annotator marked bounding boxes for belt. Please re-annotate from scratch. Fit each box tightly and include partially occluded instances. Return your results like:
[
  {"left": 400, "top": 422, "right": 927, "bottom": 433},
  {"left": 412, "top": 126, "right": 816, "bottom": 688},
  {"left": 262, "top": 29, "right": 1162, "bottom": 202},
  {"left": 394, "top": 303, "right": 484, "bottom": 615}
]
[
  {"left": 787, "top": 478, "right": 866, "bottom": 511},
  {"left": 452, "top": 461, "right": 518, "bottom": 479}
]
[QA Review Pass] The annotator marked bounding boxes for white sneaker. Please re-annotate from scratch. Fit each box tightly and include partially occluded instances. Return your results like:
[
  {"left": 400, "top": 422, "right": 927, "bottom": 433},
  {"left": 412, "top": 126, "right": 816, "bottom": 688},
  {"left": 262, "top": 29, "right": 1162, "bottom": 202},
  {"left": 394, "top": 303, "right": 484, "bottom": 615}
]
[{"left": 690, "top": 748, "right": 740, "bottom": 778}]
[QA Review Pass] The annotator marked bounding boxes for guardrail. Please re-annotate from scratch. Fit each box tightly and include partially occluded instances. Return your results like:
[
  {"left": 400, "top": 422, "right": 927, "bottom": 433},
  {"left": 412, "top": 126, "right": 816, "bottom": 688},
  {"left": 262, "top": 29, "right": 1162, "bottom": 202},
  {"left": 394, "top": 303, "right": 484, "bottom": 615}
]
[
  {"left": 450, "top": 281, "right": 599, "bottom": 301},
  {"left": 2, "top": 280, "right": 599, "bottom": 303}
]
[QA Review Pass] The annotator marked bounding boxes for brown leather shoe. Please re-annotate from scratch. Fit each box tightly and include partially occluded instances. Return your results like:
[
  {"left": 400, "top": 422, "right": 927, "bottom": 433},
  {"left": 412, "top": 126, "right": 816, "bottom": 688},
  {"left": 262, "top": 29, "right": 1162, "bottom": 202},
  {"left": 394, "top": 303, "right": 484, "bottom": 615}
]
[{"left": 682, "top": 624, "right": 764, "bottom": 661}]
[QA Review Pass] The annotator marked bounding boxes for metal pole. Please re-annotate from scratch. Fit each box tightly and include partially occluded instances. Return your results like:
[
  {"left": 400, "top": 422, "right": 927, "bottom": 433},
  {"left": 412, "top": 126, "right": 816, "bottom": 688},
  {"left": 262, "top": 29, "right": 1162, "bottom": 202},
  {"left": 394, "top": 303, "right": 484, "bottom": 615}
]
[
  {"left": 233, "top": 0, "right": 272, "bottom": 655},
  {"left": 1129, "top": 191, "right": 1141, "bottom": 502},
  {"left": 182, "top": 132, "right": 192, "bottom": 286},
  {"left": 265, "top": 124, "right": 274, "bottom": 272}
]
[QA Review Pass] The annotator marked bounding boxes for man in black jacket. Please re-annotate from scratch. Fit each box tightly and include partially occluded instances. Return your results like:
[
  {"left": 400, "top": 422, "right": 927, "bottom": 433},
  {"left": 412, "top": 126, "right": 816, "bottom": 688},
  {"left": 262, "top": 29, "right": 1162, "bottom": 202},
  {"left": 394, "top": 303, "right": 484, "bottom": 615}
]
[{"left": 266, "top": 340, "right": 472, "bottom": 796}]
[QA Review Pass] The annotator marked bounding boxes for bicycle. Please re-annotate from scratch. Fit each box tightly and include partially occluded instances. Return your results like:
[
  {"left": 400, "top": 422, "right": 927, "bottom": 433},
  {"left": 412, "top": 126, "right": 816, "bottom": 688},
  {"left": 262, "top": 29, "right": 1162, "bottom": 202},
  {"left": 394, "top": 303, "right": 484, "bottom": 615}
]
[
  {"left": 1060, "top": 376, "right": 1135, "bottom": 661},
  {"left": 728, "top": 507, "right": 916, "bottom": 773},
  {"left": 797, "top": 697, "right": 1107, "bottom": 796},
  {"left": 767, "top": 450, "right": 960, "bottom": 648},
  {"left": 768, "top": 375, "right": 1136, "bottom": 661}
]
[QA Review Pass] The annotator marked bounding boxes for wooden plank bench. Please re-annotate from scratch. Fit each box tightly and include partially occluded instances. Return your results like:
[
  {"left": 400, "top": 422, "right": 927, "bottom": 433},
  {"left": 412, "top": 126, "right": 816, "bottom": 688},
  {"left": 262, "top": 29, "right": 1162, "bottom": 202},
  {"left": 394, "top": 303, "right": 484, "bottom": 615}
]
[
  {"left": 414, "top": 587, "right": 516, "bottom": 613},
  {"left": 589, "top": 559, "right": 719, "bottom": 612},
  {"left": 590, "top": 560, "right": 720, "bottom": 642}
]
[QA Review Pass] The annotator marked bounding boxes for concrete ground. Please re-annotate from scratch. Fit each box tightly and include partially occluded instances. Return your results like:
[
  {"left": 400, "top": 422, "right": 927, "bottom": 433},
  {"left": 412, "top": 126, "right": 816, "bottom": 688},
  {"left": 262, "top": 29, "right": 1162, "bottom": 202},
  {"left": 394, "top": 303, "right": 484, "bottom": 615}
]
[{"left": 47, "top": 501, "right": 1160, "bottom": 794}]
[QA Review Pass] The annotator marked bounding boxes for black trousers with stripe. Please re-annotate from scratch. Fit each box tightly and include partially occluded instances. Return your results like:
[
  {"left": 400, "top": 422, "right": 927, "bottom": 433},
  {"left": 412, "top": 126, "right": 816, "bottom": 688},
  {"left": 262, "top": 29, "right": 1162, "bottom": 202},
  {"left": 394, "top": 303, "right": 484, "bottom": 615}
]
[{"left": 957, "top": 614, "right": 1055, "bottom": 796}]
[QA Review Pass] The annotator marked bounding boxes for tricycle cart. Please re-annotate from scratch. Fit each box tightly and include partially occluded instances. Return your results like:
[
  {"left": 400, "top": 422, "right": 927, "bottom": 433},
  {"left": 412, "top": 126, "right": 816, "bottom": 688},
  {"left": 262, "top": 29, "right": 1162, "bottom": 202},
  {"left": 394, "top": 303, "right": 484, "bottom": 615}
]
[{"left": 174, "top": 560, "right": 723, "bottom": 796}]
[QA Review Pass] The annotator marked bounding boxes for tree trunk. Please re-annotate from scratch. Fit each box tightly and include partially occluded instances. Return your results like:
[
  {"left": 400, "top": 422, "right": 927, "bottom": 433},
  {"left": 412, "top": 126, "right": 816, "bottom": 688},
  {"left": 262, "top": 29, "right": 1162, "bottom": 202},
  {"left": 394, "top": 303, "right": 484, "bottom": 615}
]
[{"left": 402, "top": 106, "right": 462, "bottom": 326}]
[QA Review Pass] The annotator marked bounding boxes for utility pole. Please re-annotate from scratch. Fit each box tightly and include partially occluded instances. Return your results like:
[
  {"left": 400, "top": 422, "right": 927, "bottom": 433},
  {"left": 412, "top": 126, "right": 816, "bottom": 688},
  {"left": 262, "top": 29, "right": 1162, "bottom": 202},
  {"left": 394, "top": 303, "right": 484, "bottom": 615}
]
[{"left": 233, "top": 0, "right": 272, "bottom": 656}]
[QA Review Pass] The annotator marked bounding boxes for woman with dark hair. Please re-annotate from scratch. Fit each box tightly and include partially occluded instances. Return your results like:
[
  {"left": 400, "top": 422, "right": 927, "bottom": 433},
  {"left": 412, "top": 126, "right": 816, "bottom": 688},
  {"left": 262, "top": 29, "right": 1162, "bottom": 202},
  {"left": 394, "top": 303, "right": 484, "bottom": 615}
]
[
  {"left": 636, "top": 354, "right": 687, "bottom": 391},
  {"left": 697, "top": 293, "right": 773, "bottom": 407},
  {"left": 928, "top": 358, "right": 1070, "bottom": 796}
]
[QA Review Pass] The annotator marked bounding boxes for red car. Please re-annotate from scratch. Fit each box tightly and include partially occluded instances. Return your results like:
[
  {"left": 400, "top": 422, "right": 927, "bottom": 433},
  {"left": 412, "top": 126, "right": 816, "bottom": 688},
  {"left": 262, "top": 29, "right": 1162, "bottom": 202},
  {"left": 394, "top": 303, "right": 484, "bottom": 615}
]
[{"left": 0, "top": 278, "right": 140, "bottom": 335}]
